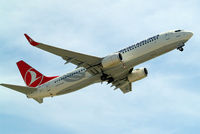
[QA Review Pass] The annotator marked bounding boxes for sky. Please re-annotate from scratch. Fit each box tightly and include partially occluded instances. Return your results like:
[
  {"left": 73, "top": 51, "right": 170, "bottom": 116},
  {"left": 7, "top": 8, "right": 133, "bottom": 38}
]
[{"left": 0, "top": 0, "right": 200, "bottom": 134}]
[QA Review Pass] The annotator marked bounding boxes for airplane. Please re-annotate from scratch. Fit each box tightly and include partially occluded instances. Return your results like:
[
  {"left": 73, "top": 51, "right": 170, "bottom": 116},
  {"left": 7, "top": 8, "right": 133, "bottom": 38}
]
[{"left": 0, "top": 30, "right": 193, "bottom": 103}]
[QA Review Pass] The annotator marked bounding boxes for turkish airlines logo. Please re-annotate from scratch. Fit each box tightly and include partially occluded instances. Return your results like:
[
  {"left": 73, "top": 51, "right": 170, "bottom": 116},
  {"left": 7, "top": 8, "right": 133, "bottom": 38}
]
[
  {"left": 24, "top": 68, "right": 43, "bottom": 87},
  {"left": 28, "top": 38, "right": 33, "bottom": 44}
]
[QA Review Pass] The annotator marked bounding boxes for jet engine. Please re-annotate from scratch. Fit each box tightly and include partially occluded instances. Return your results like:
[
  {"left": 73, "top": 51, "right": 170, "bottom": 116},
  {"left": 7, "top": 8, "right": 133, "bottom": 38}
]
[
  {"left": 128, "top": 68, "right": 148, "bottom": 82},
  {"left": 102, "top": 53, "right": 122, "bottom": 68}
]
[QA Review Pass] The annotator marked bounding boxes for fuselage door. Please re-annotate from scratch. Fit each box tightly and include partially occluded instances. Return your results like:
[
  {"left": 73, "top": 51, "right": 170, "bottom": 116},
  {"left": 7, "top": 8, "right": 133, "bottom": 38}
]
[{"left": 165, "top": 33, "right": 170, "bottom": 40}]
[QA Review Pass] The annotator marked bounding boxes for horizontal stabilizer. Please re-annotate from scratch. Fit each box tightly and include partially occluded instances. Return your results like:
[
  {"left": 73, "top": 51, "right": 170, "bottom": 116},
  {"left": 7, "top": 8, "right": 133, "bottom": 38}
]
[
  {"left": 33, "top": 98, "right": 43, "bottom": 103},
  {"left": 0, "top": 83, "right": 36, "bottom": 95}
]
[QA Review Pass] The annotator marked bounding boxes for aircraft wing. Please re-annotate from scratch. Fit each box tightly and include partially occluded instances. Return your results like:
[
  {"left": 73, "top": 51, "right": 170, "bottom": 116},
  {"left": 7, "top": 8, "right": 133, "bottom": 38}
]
[
  {"left": 111, "top": 80, "right": 132, "bottom": 93},
  {"left": 120, "top": 83, "right": 132, "bottom": 93},
  {"left": 24, "top": 34, "right": 102, "bottom": 74},
  {"left": 107, "top": 68, "right": 133, "bottom": 93}
]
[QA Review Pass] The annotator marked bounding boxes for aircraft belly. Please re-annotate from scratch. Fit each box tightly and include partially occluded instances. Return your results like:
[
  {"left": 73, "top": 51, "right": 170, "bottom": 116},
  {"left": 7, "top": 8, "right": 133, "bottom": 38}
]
[
  {"left": 56, "top": 74, "right": 100, "bottom": 95},
  {"left": 126, "top": 41, "right": 179, "bottom": 67},
  {"left": 29, "top": 88, "right": 49, "bottom": 98}
]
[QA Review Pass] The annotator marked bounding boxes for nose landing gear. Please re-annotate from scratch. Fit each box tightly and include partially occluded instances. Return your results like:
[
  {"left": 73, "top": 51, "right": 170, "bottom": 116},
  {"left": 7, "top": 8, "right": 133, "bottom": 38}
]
[
  {"left": 177, "top": 43, "right": 185, "bottom": 52},
  {"left": 177, "top": 46, "right": 184, "bottom": 52}
]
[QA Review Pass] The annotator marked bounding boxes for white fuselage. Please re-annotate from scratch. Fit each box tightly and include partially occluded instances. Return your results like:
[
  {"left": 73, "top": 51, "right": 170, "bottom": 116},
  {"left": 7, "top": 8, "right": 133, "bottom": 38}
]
[{"left": 27, "top": 30, "right": 193, "bottom": 99}]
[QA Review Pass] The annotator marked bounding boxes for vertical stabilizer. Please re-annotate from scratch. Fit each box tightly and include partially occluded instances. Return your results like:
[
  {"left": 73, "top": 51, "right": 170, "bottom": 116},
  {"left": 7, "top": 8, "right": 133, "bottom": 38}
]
[{"left": 16, "top": 60, "right": 58, "bottom": 87}]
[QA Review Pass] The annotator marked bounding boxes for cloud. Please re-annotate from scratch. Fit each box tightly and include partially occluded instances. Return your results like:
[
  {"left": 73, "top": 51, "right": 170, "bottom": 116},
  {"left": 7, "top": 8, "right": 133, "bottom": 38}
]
[{"left": 0, "top": 0, "right": 200, "bottom": 134}]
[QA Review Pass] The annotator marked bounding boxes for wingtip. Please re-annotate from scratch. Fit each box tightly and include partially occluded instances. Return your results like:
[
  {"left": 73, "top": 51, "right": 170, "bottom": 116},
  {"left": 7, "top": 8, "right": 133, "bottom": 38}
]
[{"left": 24, "top": 33, "right": 40, "bottom": 46}]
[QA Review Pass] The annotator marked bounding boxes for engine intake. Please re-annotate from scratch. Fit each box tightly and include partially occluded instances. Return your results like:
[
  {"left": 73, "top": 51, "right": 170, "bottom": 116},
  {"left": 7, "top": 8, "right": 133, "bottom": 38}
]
[
  {"left": 102, "top": 53, "right": 122, "bottom": 68},
  {"left": 128, "top": 68, "right": 148, "bottom": 82}
]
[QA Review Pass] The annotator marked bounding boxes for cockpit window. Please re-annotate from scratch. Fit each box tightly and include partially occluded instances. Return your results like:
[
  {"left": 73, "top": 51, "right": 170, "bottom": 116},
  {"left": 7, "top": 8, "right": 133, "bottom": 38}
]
[{"left": 175, "top": 30, "right": 181, "bottom": 32}]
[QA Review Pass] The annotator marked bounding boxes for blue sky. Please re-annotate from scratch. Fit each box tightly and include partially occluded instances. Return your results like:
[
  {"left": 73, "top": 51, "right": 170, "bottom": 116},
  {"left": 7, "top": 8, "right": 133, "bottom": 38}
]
[{"left": 0, "top": 0, "right": 200, "bottom": 134}]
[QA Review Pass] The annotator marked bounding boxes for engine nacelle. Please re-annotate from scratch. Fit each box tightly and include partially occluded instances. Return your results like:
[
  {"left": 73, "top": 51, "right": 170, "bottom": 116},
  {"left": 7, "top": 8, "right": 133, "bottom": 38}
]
[
  {"left": 102, "top": 53, "right": 122, "bottom": 68},
  {"left": 128, "top": 68, "right": 148, "bottom": 82}
]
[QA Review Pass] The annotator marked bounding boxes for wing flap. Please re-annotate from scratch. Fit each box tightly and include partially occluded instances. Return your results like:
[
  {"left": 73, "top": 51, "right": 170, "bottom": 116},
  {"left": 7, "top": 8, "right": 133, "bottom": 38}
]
[
  {"left": 119, "top": 83, "right": 132, "bottom": 93},
  {"left": 0, "top": 83, "right": 36, "bottom": 95},
  {"left": 111, "top": 80, "right": 132, "bottom": 93}
]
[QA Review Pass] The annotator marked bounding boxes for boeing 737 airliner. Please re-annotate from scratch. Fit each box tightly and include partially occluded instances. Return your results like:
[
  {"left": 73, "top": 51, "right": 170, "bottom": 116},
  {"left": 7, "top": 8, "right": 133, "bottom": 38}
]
[{"left": 0, "top": 30, "right": 193, "bottom": 103}]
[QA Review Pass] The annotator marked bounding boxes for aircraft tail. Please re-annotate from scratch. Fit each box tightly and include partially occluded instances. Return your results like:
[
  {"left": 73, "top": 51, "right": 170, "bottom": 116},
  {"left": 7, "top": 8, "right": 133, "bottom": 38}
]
[{"left": 16, "top": 60, "right": 58, "bottom": 87}]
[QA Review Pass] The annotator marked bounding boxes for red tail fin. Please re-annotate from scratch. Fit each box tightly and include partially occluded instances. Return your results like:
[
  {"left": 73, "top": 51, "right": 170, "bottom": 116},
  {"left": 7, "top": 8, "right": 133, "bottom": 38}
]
[{"left": 16, "top": 60, "right": 58, "bottom": 87}]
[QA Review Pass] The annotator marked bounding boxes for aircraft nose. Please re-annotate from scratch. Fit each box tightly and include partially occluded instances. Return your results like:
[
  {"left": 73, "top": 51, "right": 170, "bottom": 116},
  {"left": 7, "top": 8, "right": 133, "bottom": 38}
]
[{"left": 185, "top": 31, "right": 193, "bottom": 39}]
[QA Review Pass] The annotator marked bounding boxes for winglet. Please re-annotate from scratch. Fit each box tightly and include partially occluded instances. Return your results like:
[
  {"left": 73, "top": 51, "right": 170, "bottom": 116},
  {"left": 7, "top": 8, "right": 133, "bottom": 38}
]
[{"left": 24, "top": 34, "right": 40, "bottom": 46}]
